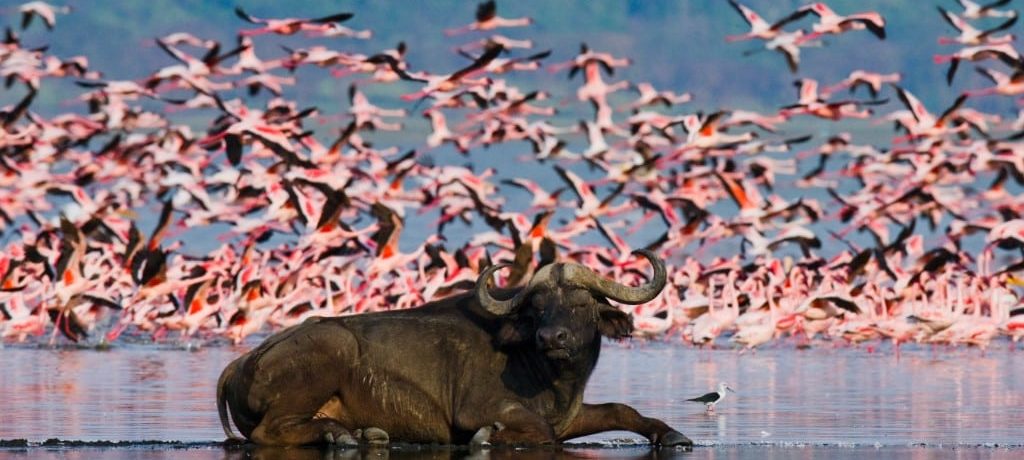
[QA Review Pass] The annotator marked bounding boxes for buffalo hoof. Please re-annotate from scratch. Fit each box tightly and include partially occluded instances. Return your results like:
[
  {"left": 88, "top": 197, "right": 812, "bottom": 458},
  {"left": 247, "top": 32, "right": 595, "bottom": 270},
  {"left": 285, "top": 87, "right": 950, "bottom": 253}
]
[
  {"left": 469, "top": 422, "right": 505, "bottom": 448},
  {"left": 323, "top": 430, "right": 358, "bottom": 446},
  {"left": 658, "top": 430, "right": 693, "bottom": 448},
  {"left": 360, "top": 427, "right": 389, "bottom": 446}
]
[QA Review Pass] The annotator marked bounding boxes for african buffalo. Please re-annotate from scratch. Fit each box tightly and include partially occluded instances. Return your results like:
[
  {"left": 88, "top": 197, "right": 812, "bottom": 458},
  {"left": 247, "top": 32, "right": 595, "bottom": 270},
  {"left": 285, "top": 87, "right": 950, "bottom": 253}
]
[{"left": 216, "top": 249, "right": 692, "bottom": 447}]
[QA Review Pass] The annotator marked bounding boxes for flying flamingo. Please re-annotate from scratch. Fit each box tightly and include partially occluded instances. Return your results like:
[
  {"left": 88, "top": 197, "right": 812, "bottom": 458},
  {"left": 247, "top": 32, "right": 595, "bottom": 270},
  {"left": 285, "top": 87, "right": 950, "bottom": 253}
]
[
  {"left": 678, "top": 111, "right": 757, "bottom": 150},
  {"left": 821, "top": 70, "right": 901, "bottom": 99},
  {"left": 547, "top": 42, "right": 632, "bottom": 75},
  {"left": 743, "top": 29, "right": 821, "bottom": 73},
  {"left": 158, "top": 32, "right": 217, "bottom": 49},
  {"left": 956, "top": 0, "right": 1017, "bottom": 19},
  {"left": 500, "top": 178, "right": 563, "bottom": 210},
  {"left": 795, "top": 2, "right": 887, "bottom": 44},
  {"left": 937, "top": 6, "right": 1017, "bottom": 45},
  {"left": 725, "top": 0, "right": 810, "bottom": 42},
  {"left": 890, "top": 85, "right": 968, "bottom": 141},
  {"left": 376, "top": 42, "right": 504, "bottom": 102},
  {"left": 964, "top": 67, "right": 1024, "bottom": 97},
  {"left": 444, "top": 0, "right": 533, "bottom": 36},
  {"left": 933, "top": 43, "right": 1022, "bottom": 84},
  {"left": 233, "top": 7, "right": 354, "bottom": 37},
  {"left": 315, "top": 22, "right": 373, "bottom": 40},
  {"left": 572, "top": 57, "right": 630, "bottom": 130},
  {"left": 623, "top": 82, "right": 693, "bottom": 109},
  {"left": 458, "top": 34, "right": 534, "bottom": 53},
  {"left": 423, "top": 109, "right": 471, "bottom": 153},
  {"left": 18, "top": 1, "right": 70, "bottom": 30}
]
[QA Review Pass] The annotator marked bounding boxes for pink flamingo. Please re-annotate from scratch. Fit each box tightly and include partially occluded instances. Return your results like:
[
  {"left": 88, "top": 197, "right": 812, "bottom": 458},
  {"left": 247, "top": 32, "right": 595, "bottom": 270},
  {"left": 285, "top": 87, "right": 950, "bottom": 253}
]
[
  {"left": 234, "top": 7, "right": 354, "bottom": 37},
  {"left": 725, "top": 0, "right": 809, "bottom": 42},
  {"left": 937, "top": 6, "right": 1016, "bottom": 45},
  {"left": 444, "top": 1, "right": 533, "bottom": 36},
  {"left": 18, "top": 1, "right": 70, "bottom": 30}
]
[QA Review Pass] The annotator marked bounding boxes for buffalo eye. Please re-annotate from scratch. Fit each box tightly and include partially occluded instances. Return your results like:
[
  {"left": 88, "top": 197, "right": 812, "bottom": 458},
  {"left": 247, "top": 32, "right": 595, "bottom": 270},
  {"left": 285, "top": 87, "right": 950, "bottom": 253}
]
[{"left": 496, "top": 314, "right": 534, "bottom": 346}]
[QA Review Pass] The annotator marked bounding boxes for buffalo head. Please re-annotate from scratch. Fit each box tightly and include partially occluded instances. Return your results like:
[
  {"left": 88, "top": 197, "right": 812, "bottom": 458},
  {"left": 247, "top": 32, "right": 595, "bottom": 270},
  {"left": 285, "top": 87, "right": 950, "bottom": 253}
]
[{"left": 476, "top": 250, "right": 665, "bottom": 360}]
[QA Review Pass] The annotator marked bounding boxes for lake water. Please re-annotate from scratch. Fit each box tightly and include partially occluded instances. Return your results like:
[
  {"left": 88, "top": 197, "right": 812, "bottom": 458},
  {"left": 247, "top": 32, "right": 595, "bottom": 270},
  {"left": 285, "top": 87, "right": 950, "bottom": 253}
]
[{"left": 1, "top": 341, "right": 1022, "bottom": 459}]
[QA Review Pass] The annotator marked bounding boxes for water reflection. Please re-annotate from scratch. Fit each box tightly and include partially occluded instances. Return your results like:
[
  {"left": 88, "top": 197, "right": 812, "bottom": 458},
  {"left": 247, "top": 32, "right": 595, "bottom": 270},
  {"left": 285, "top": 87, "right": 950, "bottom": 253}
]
[
  {"left": 221, "top": 446, "right": 689, "bottom": 460},
  {"left": 0, "top": 343, "right": 1022, "bottom": 446},
  {"left": 3, "top": 445, "right": 1022, "bottom": 460}
]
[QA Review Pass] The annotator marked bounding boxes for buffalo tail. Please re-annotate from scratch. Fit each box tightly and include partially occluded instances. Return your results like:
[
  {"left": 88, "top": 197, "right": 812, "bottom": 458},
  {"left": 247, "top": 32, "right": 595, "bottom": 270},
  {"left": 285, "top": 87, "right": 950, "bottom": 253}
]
[{"left": 217, "top": 358, "right": 244, "bottom": 441}]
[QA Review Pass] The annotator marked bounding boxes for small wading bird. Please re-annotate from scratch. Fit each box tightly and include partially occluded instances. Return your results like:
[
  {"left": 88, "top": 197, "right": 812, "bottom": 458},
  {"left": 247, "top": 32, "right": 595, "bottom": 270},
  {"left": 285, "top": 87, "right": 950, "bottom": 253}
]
[{"left": 687, "top": 382, "right": 736, "bottom": 413}]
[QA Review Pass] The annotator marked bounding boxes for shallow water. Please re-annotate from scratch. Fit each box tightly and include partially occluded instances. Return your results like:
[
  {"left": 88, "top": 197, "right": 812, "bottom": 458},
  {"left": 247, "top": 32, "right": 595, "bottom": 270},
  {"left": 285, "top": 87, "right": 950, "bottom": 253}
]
[
  {"left": 2, "top": 445, "right": 1023, "bottom": 460},
  {"left": 1, "top": 342, "right": 1022, "bottom": 458}
]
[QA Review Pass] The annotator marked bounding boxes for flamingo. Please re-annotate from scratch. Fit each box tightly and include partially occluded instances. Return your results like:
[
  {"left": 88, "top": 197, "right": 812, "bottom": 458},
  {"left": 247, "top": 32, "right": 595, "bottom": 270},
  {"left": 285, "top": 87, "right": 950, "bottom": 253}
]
[
  {"left": 821, "top": 70, "right": 901, "bottom": 99},
  {"left": 547, "top": 42, "right": 632, "bottom": 76},
  {"left": 423, "top": 109, "right": 471, "bottom": 153},
  {"left": 937, "top": 6, "right": 1017, "bottom": 45},
  {"left": 500, "top": 178, "right": 563, "bottom": 210},
  {"left": 459, "top": 34, "right": 534, "bottom": 52},
  {"left": 624, "top": 82, "right": 693, "bottom": 109},
  {"left": 444, "top": 0, "right": 533, "bottom": 36},
  {"left": 956, "top": 0, "right": 1017, "bottom": 19},
  {"left": 1001, "top": 302, "right": 1024, "bottom": 343},
  {"left": 18, "top": 1, "right": 70, "bottom": 30},
  {"left": 678, "top": 111, "right": 757, "bottom": 150},
  {"left": 315, "top": 23, "right": 373, "bottom": 40},
  {"left": 347, "top": 84, "right": 405, "bottom": 131},
  {"left": 933, "top": 43, "right": 1021, "bottom": 84},
  {"left": 574, "top": 60, "right": 629, "bottom": 130},
  {"left": 233, "top": 7, "right": 354, "bottom": 37},
  {"left": 725, "top": 0, "right": 809, "bottom": 42},
  {"left": 158, "top": 32, "right": 217, "bottom": 49},
  {"left": 890, "top": 85, "right": 968, "bottom": 141},
  {"left": 731, "top": 280, "right": 779, "bottom": 351},
  {"left": 743, "top": 29, "right": 821, "bottom": 73},
  {"left": 795, "top": 2, "right": 886, "bottom": 44},
  {"left": 964, "top": 67, "right": 1024, "bottom": 97},
  {"left": 378, "top": 42, "right": 504, "bottom": 102},
  {"left": 225, "top": 36, "right": 284, "bottom": 74},
  {"left": 689, "top": 273, "right": 741, "bottom": 346},
  {"left": 1, "top": 290, "right": 49, "bottom": 342}
]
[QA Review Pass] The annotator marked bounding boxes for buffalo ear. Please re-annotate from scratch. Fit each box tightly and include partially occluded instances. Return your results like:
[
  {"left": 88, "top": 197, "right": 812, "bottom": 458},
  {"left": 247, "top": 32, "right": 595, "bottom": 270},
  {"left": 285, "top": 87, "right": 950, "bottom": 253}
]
[{"left": 598, "top": 305, "right": 634, "bottom": 338}]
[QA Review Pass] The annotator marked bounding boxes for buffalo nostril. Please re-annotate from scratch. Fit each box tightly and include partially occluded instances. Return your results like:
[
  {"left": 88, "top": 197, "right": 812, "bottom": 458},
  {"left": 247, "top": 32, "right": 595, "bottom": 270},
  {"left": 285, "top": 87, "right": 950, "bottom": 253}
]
[{"left": 539, "top": 328, "right": 570, "bottom": 348}]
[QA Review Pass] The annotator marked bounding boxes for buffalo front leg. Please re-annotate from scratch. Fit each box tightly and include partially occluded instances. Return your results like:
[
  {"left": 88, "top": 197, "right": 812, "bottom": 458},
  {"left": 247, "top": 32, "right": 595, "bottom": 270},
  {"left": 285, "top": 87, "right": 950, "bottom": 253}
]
[
  {"left": 470, "top": 403, "right": 556, "bottom": 446},
  {"left": 558, "top": 403, "right": 692, "bottom": 447},
  {"left": 250, "top": 411, "right": 358, "bottom": 446}
]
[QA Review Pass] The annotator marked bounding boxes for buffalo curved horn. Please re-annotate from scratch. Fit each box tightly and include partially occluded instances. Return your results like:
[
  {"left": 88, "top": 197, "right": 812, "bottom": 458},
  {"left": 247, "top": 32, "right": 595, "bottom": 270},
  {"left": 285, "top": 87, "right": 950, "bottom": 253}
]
[
  {"left": 562, "top": 249, "right": 666, "bottom": 304},
  {"left": 476, "top": 263, "right": 528, "bottom": 316}
]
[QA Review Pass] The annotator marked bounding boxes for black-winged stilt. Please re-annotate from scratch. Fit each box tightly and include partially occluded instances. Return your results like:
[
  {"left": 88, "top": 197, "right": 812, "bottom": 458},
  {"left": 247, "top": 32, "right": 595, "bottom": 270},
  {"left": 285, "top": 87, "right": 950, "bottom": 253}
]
[{"left": 687, "top": 382, "right": 735, "bottom": 412}]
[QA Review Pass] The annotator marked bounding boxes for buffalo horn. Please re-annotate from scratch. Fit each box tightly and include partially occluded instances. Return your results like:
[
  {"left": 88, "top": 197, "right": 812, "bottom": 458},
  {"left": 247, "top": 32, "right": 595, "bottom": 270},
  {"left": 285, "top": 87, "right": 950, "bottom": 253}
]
[
  {"left": 561, "top": 249, "right": 666, "bottom": 304},
  {"left": 476, "top": 263, "right": 527, "bottom": 316}
]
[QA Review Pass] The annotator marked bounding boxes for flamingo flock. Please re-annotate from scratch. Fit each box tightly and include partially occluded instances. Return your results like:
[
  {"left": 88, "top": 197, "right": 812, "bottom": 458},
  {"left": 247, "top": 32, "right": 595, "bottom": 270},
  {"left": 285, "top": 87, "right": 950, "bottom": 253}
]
[{"left": 1, "top": 1, "right": 1024, "bottom": 351}]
